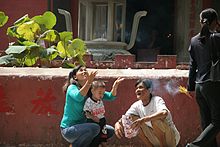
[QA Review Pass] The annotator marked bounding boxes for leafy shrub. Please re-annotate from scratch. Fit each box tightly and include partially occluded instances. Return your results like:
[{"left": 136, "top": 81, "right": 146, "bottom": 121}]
[{"left": 0, "top": 11, "right": 86, "bottom": 67}]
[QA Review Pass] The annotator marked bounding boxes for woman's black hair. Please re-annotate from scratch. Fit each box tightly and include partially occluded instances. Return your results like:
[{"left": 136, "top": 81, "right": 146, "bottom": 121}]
[
  {"left": 135, "top": 79, "right": 152, "bottom": 89},
  {"left": 62, "top": 65, "right": 83, "bottom": 93},
  {"left": 135, "top": 79, "right": 153, "bottom": 98},
  {"left": 199, "top": 8, "right": 218, "bottom": 43}
]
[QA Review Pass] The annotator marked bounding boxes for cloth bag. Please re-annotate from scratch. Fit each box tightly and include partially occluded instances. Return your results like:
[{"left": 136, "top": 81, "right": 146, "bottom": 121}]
[
  {"left": 121, "top": 115, "right": 139, "bottom": 138},
  {"left": 210, "top": 34, "right": 220, "bottom": 81}
]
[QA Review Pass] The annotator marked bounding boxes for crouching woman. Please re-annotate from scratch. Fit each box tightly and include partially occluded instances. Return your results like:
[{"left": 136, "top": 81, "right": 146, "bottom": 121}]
[{"left": 114, "top": 79, "right": 180, "bottom": 147}]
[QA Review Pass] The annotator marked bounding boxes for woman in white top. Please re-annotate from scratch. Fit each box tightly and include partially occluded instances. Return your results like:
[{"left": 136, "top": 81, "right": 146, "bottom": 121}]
[{"left": 114, "top": 79, "right": 180, "bottom": 147}]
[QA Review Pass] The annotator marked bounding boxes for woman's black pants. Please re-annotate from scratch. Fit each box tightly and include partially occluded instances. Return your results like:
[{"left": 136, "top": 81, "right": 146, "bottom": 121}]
[{"left": 191, "top": 82, "right": 220, "bottom": 147}]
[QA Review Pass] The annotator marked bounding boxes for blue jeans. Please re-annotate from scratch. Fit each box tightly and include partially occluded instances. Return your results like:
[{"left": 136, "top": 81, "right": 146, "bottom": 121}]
[{"left": 61, "top": 123, "right": 114, "bottom": 147}]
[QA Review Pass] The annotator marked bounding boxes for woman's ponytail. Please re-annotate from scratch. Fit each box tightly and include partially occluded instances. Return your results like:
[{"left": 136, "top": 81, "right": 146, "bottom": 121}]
[
  {"left": 200, "top": 20, "right": 210, "bottom": 43},
  {"left": 199, "top": 8, "right": 218, "bottom": 43},
  {"left": 62, "top": 65, "right": 82, "bottom": 93}
]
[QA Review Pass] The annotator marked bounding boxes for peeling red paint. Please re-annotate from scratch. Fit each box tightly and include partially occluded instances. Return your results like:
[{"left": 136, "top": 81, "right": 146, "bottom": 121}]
[
  {"left": 0, "top": 85, "right": 14, "bottom": 113},
  {"left": 31, "top": 88, "right": 60, "bottom": 116}
]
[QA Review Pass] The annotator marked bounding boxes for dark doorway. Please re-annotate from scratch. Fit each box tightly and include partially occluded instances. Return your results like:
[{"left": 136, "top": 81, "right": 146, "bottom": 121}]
[
  {"left": 126, "top": 0, "right": 175, "bottom": 61},
  {"left": 52, "top": 0, "right": 71, "bottom": 32}
]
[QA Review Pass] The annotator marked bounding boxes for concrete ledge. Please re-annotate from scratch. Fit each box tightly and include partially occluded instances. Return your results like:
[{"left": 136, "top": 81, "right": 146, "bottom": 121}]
[{"left": 0, "top": 67, "right": 188, "bottom": 78}]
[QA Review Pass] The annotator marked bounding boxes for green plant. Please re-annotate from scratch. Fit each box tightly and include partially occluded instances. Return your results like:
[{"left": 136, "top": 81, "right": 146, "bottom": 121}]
[
  {"left": 0, "top": 11, "right": 86, "bottom": 67},
  {"left": 0, "top": 11, "right": 8, "bottom": 27}
]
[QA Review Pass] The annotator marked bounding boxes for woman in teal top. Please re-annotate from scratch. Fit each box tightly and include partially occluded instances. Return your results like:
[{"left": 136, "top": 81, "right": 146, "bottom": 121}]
[{"left": 60, "top": 65, "right": 124, "bottom": 147}]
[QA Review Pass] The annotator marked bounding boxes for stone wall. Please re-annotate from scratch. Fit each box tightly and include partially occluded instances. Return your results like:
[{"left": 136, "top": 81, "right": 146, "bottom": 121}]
[{"left": 1, "top": 67, "right": 219, "bottom": 146}]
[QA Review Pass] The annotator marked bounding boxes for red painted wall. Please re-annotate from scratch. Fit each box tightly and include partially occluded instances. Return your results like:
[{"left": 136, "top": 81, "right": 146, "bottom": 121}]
[
  {"left": 70, "top": 0, "right": 79, "bottom": 38},
  {"left": 0, "top": 68, "right": 219, "bottom": 146},
  {"left": 0, "top": 0, "right": 48, "bottom": 53}
]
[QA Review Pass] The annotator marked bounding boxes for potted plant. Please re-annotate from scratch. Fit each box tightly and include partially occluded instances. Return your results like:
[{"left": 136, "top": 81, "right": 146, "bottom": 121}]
[{"left": 0, "top": 11, "right": 86, "bottom": 68}]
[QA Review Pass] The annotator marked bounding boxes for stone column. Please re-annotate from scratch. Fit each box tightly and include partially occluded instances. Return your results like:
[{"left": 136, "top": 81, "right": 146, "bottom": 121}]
[{"left": 174, "top": 0, "right": 202, "bottom": 62}]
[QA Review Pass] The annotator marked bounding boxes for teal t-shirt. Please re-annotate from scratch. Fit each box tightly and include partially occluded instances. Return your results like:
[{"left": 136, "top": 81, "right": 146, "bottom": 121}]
[{"left": 60, "top": 84, "right": 116, "bottom": 128}]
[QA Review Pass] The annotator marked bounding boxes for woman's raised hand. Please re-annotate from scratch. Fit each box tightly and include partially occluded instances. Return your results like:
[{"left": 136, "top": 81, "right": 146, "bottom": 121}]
[
  {"left": 87, "top": 70, "right": 97, "bottom": 84},
  {"left": 80, "top": 70, "right": 97, "bottom": 96}
]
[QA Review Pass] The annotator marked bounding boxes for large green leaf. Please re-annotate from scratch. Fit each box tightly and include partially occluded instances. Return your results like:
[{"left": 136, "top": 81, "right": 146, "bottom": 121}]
[
  {"left": 0, "top": 11, "right": 9, "bottom": 27},
  {"left": 14, "top": 14, "right": 30, "bottom": 26},
  {"left": 59, "top": 31, "right": 73, "bottom": 41},
  {"left": 57, "top": 41, "right": 67, "bottom": 58},
  {"left": 24, "top": 52, "right": 39, "bottom": 66},
  {"left": 40, "top": 30, "right": 60, "bottom": 42},
  {"left": 62, "top": 61, "right": 76, "bottom": 68},
  {"left": 21, "top": 41, "right": 38, "bottom": 46},
  {"left": 32, "top": 11, "right": 56, "bottom": 29},
  {"left": 23, "top": 46, "right": 41, "bottom": 66},
  {"left": 67, "top": 38, "right": 86, "bottom": 57},
  {"left": 5, "top": 46, "right": 27, "bottom": 54},
  {"left": 24, "top": 56, "right": 37, "bottom": 66},
  {"left": 40, "top": 47, "right": 58, "bottom": 60},
  {"left": 13, "top": 49, "right": 28, "bottom": 60},
  {"left": 0, "top": 55, "right": 14, "bottom": 65},
  {"left": 17, "top": 20, "right": 40, "bottom": 41},
  {"left": 57, "top": 32, "right": 73, "bottom": 58},
  {"left": 7, "top": 26, "right": 19, "bottom": 38}
]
